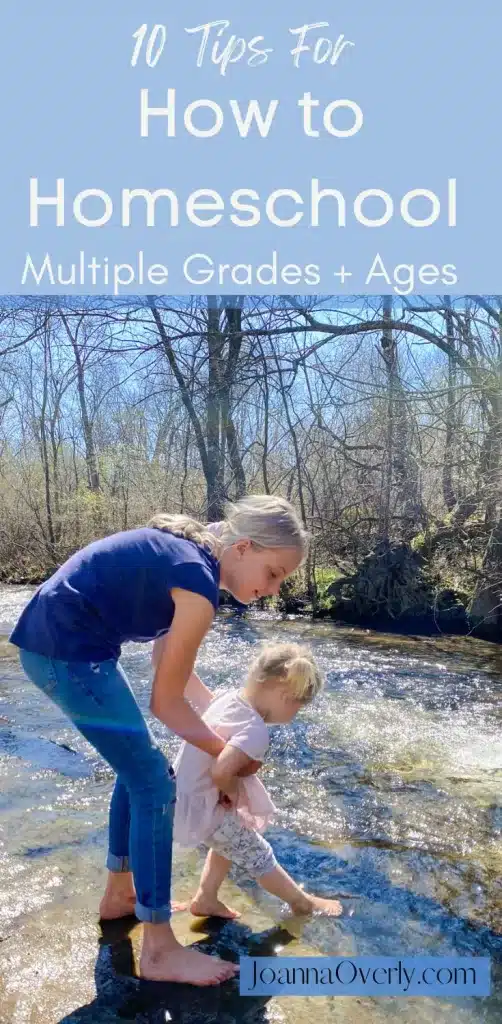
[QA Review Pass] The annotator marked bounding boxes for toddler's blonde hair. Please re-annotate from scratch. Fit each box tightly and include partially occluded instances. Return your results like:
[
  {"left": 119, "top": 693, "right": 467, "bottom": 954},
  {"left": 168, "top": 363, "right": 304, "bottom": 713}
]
[{"left": 247, "top": 642, "right": 324, "bottom": 703}]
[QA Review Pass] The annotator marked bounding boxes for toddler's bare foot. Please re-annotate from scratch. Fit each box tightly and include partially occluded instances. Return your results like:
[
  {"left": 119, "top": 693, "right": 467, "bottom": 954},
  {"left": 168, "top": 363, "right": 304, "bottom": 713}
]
[
  {"left": 291, "top": 894, "right": 343, "bottom": 917},
  {"left": 140, "top": 944, "right": 239, "bottom": 985},
  {"left": 157, "top": 900, "right": 198, "bottom": 913},
  {"left": 189, "top": 896, "right": 241, "bottom": 920}
]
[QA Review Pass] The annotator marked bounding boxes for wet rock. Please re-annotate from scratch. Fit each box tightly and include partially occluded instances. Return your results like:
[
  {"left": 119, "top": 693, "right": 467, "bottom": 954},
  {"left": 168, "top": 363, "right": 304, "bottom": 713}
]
[{"left": 0, "top": 725, "right": 92, "bottom": 778}]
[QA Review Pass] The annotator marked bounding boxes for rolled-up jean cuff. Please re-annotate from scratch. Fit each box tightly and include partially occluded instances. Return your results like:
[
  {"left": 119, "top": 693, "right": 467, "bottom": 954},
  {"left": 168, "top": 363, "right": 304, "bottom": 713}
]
[
  {"left": 135, "top": 901, "right": 171, "bottom": 924},
  {"left": 106, "top": 852, "right": 130, "bottom": 872}
]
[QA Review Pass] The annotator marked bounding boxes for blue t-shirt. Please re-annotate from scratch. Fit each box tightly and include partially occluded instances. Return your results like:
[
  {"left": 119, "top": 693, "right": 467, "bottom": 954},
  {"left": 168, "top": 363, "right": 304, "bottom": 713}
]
[{"left": 9, "top": 527, "right": 220, "bottom": 661}]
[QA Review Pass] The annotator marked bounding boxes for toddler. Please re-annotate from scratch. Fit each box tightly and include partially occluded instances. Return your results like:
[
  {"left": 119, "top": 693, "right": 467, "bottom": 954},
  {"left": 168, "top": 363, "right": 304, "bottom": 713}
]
[{"left": 173, "top": 642, "right": 343, "bottom": 919}]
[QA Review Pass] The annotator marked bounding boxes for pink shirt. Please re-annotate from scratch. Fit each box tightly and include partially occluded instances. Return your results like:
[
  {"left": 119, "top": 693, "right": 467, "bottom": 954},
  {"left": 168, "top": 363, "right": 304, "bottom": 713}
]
[{"left": 173, "top": 688, "right": 277, "bottom": 847}]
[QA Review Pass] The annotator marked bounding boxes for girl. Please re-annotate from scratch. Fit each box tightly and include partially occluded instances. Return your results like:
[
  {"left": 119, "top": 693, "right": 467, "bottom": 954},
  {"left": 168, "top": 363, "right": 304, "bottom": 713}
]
[
  {"left": 171, "top": 642, "right": 343, "bottom": 920},
  {"left": 9, "top": 495, "right": 306, "bottom": 986}
]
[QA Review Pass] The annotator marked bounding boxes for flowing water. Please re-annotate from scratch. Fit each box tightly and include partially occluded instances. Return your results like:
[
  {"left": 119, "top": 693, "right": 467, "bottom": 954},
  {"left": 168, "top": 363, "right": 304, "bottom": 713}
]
[{"left": 0, "top": 585, "right": 501, "bottom": 1023}]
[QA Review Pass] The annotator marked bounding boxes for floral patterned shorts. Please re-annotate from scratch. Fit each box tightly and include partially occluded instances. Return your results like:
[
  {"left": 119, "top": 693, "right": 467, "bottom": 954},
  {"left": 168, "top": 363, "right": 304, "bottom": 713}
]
[{"left": 206, "top": 811, "right": 277, "bottom": 878}]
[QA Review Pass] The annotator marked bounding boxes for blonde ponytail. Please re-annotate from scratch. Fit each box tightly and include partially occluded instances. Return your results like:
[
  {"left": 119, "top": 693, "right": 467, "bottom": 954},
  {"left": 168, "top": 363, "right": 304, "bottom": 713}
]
[
  {"left": 148, "top": 493, "right": 308, "bottom": 563},
  {"left": 248, "top": 642, "right": 324, "bottom": 703},
  {"left": 285, "top": 654, "right": 323, "bottom": 701},
  {"left": 147, "top": 513, "right": 222, "bottom": 558}
]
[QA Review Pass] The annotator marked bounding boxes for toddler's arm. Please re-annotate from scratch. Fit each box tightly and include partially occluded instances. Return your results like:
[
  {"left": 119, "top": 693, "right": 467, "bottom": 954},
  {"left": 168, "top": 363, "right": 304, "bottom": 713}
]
[
  {"left": 236, "top": 757, "right": 263, "bottom": 777},
  {"left": 211, "top": 743, "right": 262, "bottom": 801}
]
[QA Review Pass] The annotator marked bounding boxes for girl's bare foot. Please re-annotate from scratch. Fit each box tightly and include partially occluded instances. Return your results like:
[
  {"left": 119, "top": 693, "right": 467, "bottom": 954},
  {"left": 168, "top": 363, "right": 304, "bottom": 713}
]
[
  {"left": 140, "top": 924, "right": 239, "bottom": 985},
  {"left": 291, "top": 894, "right": 343, "bottom": 916},
  {"left": 140, "top": 946, "right": 239, "bottom": 985},
  {"left": 100, "top": 892, "right": 138, "bottom": 920},
  {"left": 99, "top": 871, "right": 137, "bottom": 920},
  {"left": 189, "top": 896, "right": 241, "bottom": 920}
]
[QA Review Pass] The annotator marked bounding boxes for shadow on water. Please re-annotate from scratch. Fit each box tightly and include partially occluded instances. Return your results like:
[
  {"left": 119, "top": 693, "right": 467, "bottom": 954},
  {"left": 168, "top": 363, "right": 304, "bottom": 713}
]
[
  {"left": 56, "top": 916, "right": 295, "bottom": 1024},
  {"left": 52, "top": 905, "right": 502, "bottom": 1024}
]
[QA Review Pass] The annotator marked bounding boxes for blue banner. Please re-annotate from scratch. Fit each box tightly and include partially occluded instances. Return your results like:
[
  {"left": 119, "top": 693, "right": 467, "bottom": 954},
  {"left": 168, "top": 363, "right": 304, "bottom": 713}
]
[
  {"left": 239, "top": 956, "right": 491, "bottom": 997},
  {"left": 0, "top": 2, "right": 501, "bottom": 294}
]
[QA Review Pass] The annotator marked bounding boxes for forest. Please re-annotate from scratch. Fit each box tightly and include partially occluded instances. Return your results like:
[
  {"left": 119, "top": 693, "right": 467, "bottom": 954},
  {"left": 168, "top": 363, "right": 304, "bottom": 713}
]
[{"left": 0, "top": 294, "right": 500, "bottom": 641}]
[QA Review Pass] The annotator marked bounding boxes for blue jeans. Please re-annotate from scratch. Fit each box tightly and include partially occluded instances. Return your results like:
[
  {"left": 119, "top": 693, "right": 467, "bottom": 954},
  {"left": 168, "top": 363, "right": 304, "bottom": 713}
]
[{"left": 18, "top": 649, "right": 176, "bottom": 923}]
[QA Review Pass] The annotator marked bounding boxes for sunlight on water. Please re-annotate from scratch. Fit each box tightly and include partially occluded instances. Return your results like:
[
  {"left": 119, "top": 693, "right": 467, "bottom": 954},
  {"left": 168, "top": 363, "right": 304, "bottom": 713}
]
[
  {"left": 0, "top": 591, "right": 500, "bottom": 1023},
  {"left": 315, "top": 693, "right": 501, "bottom": 787}
]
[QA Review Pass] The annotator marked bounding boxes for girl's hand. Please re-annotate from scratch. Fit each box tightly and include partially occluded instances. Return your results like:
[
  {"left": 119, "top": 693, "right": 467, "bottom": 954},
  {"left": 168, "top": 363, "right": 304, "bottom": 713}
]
[
  {"left": 217, "top": 791, "right": 235, "bottom": 809},
  {"left": 215, "top": 774, "right": 239, "bottom": 805},
  {"left": 211, "top": 745, "right": 260, "bottom": 807},
  {"left": 237, "top": 758, "right": 262, "bottom": 777}
]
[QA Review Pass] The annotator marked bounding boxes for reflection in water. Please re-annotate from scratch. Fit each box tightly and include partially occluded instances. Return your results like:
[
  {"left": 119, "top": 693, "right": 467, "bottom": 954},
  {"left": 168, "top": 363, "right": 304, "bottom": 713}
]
[{"left": 0, "top": 587, "right": 500, "bottom": 1022}]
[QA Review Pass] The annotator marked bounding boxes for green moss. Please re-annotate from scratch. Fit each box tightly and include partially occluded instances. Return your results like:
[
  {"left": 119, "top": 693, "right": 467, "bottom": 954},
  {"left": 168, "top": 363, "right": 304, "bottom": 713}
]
[
  {"left": 411, "top": 532, "right": 427, "bottom": 552},
  {"left": 314, "top": 567, "right": 342, "bottom": 588}
]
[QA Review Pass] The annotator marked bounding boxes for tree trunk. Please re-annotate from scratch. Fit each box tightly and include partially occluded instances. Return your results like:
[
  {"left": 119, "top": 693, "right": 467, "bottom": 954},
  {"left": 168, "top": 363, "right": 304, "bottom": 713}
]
[
  {"left": 442, "top": 297, "right": 458, "bottom": 512},
  {"left": 469, "top": 517, "right": 502, "bottom": 636},
  {"left": 206, "top": 297, "right": 225, "bottom": 520},
  {"left": 469, "top": 308, "right": 502, "bottom": 635},
  {"left": 379, "top": 295, "right": 424, "bottom": 540},
  {"left": 59, "top": 311, "right": 101, "bottom": 493},
  {"left": 221, "top": 303, "right": 246, "bottom": 499},
  {"left": 39, "top": 331, "right": 57, "bottom": 561},
  {"left": 380, "top": 296, "right": 395, "bottom": 540},
  {"left": 259, "top": 343, "right": 271, "bottom": 494},
  {"left": 147, "top": 297, "right": 211, "bottom": 510}
]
